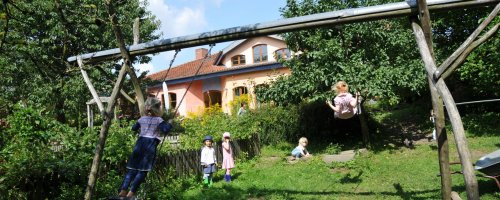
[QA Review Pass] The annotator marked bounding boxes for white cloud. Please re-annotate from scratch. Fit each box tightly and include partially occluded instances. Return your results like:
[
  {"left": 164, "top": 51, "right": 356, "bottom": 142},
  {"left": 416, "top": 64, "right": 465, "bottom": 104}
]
[
  {"left": 135, "top": 63, "right": 155, "bottom": 74},
  {"left": 145, "top": 0, "right": 208, "bottom": 38},
  {"left": 140, "top": 0, "right": 211, "bottom": 74}
]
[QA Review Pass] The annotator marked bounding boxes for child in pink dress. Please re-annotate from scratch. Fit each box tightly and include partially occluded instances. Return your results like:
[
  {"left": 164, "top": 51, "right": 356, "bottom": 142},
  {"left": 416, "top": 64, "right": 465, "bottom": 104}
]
[
  {"left": 326, "top": 81, "right": 360, "bottom": 119},
  {"left": 221, "top": 132, "right": 235, "bottom": 182}
]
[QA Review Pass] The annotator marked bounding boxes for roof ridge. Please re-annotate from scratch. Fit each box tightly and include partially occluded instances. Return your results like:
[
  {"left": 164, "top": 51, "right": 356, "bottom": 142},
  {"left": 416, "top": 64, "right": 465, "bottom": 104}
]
[{"left": 148, "top": 51, "right": 222, "bottom": 77}]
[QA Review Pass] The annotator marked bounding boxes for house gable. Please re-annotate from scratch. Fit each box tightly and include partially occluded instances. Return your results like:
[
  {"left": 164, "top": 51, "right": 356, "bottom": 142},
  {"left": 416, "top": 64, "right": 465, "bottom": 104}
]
[{"left": 218, "top": 36, "right": 288, "bottom": 68}]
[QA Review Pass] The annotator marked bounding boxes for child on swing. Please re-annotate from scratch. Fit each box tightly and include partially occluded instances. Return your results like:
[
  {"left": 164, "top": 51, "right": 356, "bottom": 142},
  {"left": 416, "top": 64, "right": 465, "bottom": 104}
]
[
  {"left": 221, "top": 132, "right": 235, "bottom": 182},
  {"left": 326, "top": 81, "right": 360, "bottom": 119},
  {"left": 118, "top": 97, "right": 173, "bottom": 199},
  {"left": 201, "top": 135, "right": 217, "bottom": 187}
]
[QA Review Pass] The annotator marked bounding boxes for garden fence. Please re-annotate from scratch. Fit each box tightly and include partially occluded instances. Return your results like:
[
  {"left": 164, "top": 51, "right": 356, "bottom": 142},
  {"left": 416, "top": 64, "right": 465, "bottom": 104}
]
[{"left": 154, "top": 133, "right": 260, "bottom": 177}]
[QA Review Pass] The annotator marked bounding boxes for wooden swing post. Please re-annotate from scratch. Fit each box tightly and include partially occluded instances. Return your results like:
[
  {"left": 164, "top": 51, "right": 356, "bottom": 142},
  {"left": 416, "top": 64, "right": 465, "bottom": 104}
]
[
  {"left": 412, "top": 18, "right": 480, "bottom": 200},
  {"left": 84, "top": 2, "right": 142, "bottom": 200},
  {"left": 415, "top": 1, "right": 451, "bottom": 199}
]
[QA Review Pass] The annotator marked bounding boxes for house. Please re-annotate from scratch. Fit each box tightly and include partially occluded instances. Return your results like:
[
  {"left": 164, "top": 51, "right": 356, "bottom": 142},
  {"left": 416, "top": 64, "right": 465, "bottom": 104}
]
[{"left": 147, "top": 35, "right": 291, "bottom": 116}]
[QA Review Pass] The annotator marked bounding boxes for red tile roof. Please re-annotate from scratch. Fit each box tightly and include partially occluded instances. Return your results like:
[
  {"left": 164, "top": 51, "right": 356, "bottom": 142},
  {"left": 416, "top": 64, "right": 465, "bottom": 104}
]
[{"left": 147, "top": 51, "right": 225, "bottom": 81}]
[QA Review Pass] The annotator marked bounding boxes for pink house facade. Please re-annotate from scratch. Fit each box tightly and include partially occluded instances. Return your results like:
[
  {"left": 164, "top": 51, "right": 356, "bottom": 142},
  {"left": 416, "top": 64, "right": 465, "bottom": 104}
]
[{"left": 147, "top": 36, "right": 291, "bottom": 116}]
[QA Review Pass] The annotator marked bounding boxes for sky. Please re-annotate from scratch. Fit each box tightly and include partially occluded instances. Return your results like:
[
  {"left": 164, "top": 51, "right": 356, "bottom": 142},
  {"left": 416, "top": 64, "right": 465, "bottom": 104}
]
[{"left": 136, "top": 0, "right": 287, "bottom": 75}]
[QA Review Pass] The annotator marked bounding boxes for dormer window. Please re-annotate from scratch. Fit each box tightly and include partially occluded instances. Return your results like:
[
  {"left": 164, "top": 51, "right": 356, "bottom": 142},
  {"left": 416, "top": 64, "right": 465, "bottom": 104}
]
[
  {"left": 231, "top": 55, "right": 246, "bottom": 66},
  {"left": 274, "top": 48, "right": 291, "bottom": 60},
  {"left": 253, "top": 44, "right": 268, "bottom": 63}
]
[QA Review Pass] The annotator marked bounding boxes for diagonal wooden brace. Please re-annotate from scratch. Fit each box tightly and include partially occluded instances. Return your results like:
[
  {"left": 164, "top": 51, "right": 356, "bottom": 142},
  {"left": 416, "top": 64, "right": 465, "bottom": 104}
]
[{"left": 434, "top": 3, "right": 500, "bottom": 80}]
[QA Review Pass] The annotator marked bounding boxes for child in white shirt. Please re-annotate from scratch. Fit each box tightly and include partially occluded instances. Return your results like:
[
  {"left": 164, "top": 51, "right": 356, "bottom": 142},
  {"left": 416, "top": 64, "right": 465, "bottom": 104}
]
[
  {"left": 201, "top": 135, "right": 217, "bottom": 187},
  {"left": 291, "top": 137, "right": 311, "bottom": 159}
]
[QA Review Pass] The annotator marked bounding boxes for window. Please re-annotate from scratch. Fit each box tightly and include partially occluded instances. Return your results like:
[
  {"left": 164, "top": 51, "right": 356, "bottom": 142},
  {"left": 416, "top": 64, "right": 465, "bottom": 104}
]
[
  {"left": 231, "top": 55, "right": 246, "bottom": 66},
  {"left": 233, "top": 86, "right": 248, "bottom": 97},
  {"left": 203, "top": 90, "right": 222, "bottom": 108},
  {"left": 253, "top": 44, "right": 268, "bottom": 63},
  {"left": 169, "top": 93, "right": 177, "bottom": 109},
  {"left": 274, "top": 48, "right": 291, "bottom": 60}
]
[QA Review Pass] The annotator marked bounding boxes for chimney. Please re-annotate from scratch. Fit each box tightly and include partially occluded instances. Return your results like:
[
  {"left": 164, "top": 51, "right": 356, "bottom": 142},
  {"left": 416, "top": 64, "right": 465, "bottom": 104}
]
[{"left": 195, "top": 48, "right": 208, "bottom": 59}]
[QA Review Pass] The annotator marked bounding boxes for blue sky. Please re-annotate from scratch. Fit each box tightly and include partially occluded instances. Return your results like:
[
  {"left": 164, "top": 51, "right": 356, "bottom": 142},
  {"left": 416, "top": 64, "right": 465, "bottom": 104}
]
[{"left": 137, "top": 0, "right": 287, "bottom": 75}]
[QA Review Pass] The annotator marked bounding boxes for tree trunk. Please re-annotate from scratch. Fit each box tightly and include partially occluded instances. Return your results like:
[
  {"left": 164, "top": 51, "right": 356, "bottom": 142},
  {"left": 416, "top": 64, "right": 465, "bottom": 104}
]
[
  {"left": 84, "top": 2, "right": 135, "bottom": 199},
  {"left": 358, "top": 102, "right": 370, "bottom": 147}
]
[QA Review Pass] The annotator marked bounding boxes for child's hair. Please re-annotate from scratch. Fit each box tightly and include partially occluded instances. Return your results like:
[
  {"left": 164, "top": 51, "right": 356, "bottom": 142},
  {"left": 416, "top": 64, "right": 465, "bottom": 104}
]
[
  {"left": 298, "top": 137, "right": 308, "bottom": 145},
  {"left": 333, "top": 81, "right": 349, "bottom": 94},
  {"left": 144, "top": 97, "right": 163, "bottom": 117}
]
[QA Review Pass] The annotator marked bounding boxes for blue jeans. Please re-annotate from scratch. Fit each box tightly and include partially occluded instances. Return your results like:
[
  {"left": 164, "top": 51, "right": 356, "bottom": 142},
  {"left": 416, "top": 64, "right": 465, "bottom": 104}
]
[{"left": 120, "top": 169, "right": 148, "bottom": 193}]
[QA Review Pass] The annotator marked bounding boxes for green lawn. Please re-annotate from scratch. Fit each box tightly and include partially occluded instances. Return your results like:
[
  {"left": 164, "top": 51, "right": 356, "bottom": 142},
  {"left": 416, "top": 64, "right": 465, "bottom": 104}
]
[{"left": 180, "top": 114, "right": 500, "bottom": 199}]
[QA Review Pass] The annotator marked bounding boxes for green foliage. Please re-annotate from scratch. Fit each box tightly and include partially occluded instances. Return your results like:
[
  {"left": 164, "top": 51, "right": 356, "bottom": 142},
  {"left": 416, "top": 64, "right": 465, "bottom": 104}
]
[
  {"left": 0, "top": 104, "right": 80, "bottom": 198},
  {"left": 323, "top": 143, "right": 343, "bottom": 155},
  {"left": 180, "top": 104, "right": 301, "bottom": 149},
  {"left": 229, "top": 94, "right": 250, "bottom": 115},
  {"left": 456, "top": 17, "right": 500, "bottom": 97},
  {"left": 0, "top": 104, "right": 137, "bottom": 199},
  {"left": 462, "top": 112, "right": 500, "bottom": 137},
  {"left": 252, "top": 104, "right": 300, "bottom": 145},
  {"left": 432, "top": 7, "right": 499, "bottom": 98},
  {"left": 257, "top": 0, "right": 426, "bottom": 106},
  {"left": 328, "top": 160, "right": 357, "bottom": 170},
  {"left": 0, "top": 0, "right": 160, "bottom": 122},
  {"left": 181, "top": 105, "right": 234, "bottom": 149}
]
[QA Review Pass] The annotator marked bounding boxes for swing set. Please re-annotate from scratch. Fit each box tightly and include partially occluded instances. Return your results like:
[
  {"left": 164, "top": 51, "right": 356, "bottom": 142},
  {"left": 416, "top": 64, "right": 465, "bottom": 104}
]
[{"left": 69, "top": 1, "right": 499, "bottom": 199}]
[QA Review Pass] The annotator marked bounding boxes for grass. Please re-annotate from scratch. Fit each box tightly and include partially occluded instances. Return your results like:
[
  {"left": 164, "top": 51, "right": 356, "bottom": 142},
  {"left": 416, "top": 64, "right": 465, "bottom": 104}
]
[{"left": 177, "top": 110, "right": 500, "bottom": 199}]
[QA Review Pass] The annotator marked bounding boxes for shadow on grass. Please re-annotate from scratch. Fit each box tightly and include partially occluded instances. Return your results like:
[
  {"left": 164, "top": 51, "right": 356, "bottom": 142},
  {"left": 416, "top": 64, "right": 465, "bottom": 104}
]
[
  {"left": 450, "top": 178, "right": 500, "bottom": 197},
  {"left": 340, "top": 171, "right": 363, "bottom": 184},
  {"left": 183, "top": 183, "right": 440, "bottom": 200}
]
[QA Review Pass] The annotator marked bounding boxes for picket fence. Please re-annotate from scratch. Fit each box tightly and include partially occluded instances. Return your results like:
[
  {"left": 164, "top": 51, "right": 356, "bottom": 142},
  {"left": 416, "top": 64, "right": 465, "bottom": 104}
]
[{"left": 153, "top": 133, "right": 261, "bottom": 177}]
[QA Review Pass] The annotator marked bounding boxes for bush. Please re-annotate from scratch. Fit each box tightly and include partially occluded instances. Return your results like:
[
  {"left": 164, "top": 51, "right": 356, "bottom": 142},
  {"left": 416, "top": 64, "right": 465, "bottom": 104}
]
[
  {"left": 179, "top": 103, "right": 302, "bottom": 148},
  {"left": 323, "top": 143, "right": 343, "bottom": 155},
  {"left": 0, "top": 104, "right": 139, "bottom": 199},
  {"left": 252, "top": 104, "right": 300, "bottom": 145},
  {"left": 462, "top": 112, "right": 500, "bottom": 136},
  {"left": 0, "top": 104, "right": 80, "bottom": 199}
]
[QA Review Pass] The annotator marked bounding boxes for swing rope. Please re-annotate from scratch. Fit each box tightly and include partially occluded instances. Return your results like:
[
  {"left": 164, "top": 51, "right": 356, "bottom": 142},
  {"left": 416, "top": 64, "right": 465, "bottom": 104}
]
[
  {"left": 157, "top": 44, "right": 215, "bottom": 152},
  {"left": 154, "top": 49, "right": 181, "bottom": 98}
]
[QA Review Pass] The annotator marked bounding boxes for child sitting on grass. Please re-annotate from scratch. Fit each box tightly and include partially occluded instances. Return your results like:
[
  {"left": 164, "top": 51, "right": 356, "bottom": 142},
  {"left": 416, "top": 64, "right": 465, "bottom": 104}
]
[{"left": 291, "top": 137, "right": 311, "bottom": 160}]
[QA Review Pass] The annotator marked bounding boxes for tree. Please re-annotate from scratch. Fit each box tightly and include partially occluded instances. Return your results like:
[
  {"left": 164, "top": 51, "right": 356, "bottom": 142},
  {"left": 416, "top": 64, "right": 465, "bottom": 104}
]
[
  {"left": 258, "top": 0, "right": 498, "bottom": 106},
  {"left": 256, "top": 0, "right": 427, "bottom": 105},
  {"left": 0, "top": 0, "right": 160, "bottom": 123}
]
